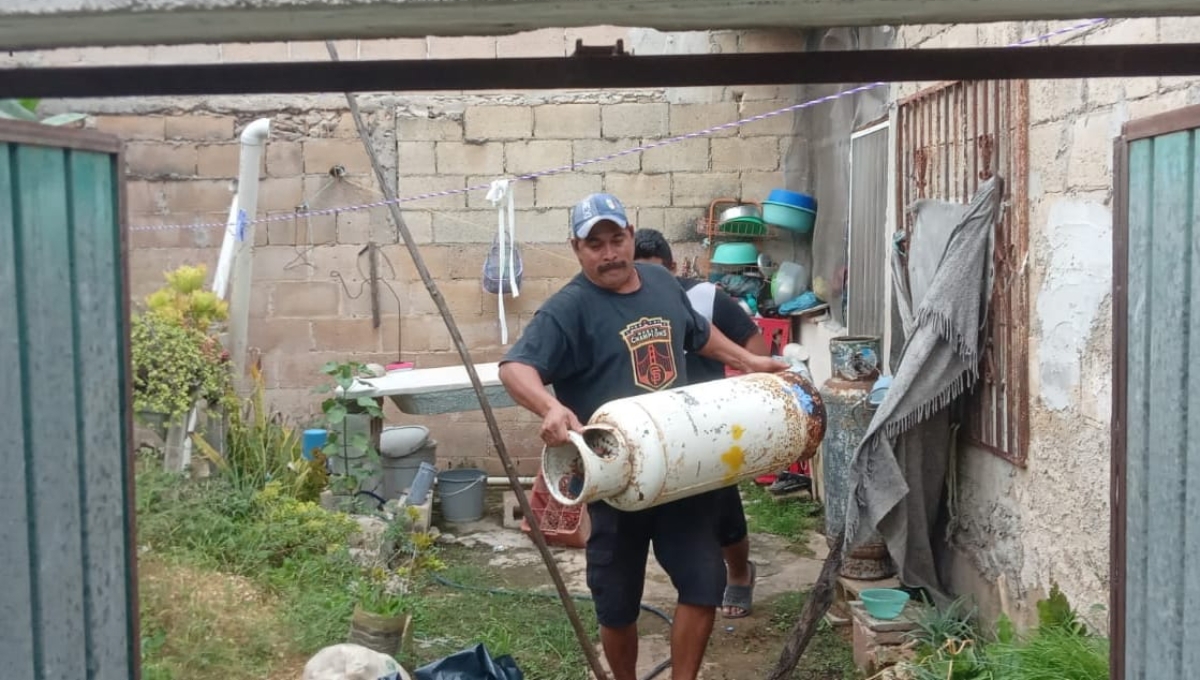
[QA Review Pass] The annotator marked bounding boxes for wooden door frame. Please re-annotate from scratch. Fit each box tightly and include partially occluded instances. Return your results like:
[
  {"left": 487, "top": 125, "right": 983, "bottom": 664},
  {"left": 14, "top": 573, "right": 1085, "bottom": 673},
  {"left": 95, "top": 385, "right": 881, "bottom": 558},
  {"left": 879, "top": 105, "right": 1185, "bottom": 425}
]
[{"left": 1110, "top": 102, "right": 1200, "bottom": 680}]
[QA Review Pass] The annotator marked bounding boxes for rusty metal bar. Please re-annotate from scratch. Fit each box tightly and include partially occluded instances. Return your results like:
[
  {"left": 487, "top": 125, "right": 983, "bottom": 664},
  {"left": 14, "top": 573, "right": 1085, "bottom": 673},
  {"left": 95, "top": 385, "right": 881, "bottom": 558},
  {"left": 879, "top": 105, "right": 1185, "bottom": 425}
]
[{"left": 895, "top": 75, "right": 1029, "bottom": 465}]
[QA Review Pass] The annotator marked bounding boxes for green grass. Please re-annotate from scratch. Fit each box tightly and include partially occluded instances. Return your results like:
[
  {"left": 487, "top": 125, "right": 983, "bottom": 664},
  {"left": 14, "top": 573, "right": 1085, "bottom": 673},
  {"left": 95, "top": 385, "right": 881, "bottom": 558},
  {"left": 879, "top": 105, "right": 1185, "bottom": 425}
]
[
  {"left": 740, "top": 481, "right": 823, "bottom": 549},
  {"left": 409, "top": 550, "right": 600, "bottom": 680}
]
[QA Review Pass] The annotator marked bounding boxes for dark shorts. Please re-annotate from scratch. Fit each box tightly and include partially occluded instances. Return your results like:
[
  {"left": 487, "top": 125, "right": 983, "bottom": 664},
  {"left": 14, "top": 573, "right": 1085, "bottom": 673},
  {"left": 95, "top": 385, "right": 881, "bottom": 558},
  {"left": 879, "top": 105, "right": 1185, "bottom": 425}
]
[
  {"left": 585, "top": 490, "right": 726, "bottom": 628},
  {"left": 715, "top": 484, "right": 748, "bottom": 548}
]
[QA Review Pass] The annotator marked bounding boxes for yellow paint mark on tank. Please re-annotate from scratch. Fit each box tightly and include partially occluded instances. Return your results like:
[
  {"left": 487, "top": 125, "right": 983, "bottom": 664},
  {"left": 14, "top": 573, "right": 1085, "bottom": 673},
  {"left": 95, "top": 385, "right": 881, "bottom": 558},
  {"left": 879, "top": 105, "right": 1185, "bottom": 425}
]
[
  {"left": 731, "top": 424, "right": 745, "bottom": 441},
  {"left": 721, "top": 445, "right": 745, "bottom": 483}
]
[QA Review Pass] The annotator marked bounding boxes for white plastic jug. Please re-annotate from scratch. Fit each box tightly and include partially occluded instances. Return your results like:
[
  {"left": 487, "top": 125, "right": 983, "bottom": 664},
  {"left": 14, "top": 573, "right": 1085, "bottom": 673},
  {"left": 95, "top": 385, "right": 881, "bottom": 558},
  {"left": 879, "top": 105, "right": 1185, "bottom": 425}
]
[{"left": 542, "top": 370, "right": 826, "bottom": 511}]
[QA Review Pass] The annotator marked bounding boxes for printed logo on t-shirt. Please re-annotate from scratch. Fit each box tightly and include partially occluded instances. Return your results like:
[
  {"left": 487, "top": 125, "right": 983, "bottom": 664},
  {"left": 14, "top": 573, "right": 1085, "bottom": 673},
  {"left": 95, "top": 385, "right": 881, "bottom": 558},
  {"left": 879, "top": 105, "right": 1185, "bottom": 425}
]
[{"left": 619, "top": 316, "right": 678, "bottom": 391}]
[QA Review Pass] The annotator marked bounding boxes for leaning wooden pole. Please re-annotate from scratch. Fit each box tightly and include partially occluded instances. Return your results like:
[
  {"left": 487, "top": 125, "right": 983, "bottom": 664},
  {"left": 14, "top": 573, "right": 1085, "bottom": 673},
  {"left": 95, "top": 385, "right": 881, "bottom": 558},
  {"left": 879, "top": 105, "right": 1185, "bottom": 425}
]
[
  {"left": 764, "top": 530, "right": 846, "bottom": 680},
  {"left": 325, "top": 42, "right": 610, "bottom": 680}
]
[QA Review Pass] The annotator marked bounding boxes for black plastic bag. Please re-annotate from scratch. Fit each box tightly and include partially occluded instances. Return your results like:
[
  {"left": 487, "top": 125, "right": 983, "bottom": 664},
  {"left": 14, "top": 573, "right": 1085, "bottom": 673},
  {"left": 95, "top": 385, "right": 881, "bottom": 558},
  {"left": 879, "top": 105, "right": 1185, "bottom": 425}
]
[{"left": 413, "top": 643, "right": 524, "bottom": 680}]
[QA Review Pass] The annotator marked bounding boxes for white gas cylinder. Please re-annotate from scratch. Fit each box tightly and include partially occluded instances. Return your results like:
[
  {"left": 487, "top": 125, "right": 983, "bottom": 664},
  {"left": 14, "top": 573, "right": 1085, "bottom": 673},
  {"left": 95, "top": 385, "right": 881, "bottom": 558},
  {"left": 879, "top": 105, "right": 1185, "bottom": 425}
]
[{"left": 541, "top": 370, "right": 826, "bottom": 511}]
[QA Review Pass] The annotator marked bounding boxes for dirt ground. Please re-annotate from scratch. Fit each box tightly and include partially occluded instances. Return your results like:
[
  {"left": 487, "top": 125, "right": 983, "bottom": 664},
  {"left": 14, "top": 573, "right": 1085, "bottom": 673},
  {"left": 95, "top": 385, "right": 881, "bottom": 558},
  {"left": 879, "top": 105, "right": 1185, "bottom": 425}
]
[{"left": 437, "top": 493, "right": 838, "bottom": 680}]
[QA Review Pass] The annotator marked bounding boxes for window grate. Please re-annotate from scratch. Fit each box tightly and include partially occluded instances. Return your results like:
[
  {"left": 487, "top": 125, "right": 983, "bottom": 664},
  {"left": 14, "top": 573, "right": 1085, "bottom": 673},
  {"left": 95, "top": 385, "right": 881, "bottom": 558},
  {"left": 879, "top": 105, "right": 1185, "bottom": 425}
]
[{"left": 895, "top": 79, "right": 1030, "bottom": 466}]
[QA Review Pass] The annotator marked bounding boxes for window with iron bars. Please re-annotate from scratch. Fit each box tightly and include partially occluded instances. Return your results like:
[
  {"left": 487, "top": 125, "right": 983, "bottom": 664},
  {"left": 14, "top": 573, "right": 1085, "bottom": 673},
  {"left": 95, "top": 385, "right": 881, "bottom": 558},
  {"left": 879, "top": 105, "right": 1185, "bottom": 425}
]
[{"left": 895, "top": 80, "right": 1030, "bottom": 466}]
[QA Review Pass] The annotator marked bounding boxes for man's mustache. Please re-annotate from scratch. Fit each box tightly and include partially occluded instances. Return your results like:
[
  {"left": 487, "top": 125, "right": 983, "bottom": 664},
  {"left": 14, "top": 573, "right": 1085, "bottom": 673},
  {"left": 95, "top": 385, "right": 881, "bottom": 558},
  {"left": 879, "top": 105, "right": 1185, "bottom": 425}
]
[{"left": 599, "top": 261, "right": 627, "bottom": 274}]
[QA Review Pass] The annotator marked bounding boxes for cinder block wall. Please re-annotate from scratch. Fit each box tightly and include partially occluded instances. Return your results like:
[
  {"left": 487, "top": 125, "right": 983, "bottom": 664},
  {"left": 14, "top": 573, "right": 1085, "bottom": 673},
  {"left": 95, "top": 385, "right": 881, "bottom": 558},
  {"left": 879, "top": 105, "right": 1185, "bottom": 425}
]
[{"left": 10, "top": 27, "right": 808, "bottom": 473}]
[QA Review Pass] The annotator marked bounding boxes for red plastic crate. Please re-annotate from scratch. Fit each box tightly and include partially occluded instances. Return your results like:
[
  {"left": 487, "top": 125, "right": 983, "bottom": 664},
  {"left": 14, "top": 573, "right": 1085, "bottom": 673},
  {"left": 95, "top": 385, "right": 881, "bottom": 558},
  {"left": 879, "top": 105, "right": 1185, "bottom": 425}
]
[{"left": 520, "top": 471, "right": 590, "bottom": 549}]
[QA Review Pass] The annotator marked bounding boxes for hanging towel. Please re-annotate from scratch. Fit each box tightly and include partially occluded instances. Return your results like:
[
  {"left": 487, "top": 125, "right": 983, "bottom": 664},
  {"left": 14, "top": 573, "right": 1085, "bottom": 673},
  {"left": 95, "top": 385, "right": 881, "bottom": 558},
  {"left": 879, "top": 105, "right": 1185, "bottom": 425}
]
[
  {"left": 843, "top": 177, "right": 1002, "bottom": 606},
  {"left": 484, "top": 180, "right": 522, "bottom": 344}
]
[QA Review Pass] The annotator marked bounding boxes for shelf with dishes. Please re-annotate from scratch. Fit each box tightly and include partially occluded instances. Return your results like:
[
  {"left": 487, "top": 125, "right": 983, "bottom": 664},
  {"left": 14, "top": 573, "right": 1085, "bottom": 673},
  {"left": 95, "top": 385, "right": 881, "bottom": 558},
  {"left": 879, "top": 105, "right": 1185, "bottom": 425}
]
[{"left": 697, "top": 189, "right": 822, "bottom": 318}]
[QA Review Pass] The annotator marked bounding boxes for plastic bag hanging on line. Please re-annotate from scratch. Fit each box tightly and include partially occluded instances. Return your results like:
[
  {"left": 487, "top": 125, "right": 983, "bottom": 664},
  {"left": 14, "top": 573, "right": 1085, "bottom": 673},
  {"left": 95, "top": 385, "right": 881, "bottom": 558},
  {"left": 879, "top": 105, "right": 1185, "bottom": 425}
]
[{"left": 482, "top": 179, "right": 523, "bottom": 344}]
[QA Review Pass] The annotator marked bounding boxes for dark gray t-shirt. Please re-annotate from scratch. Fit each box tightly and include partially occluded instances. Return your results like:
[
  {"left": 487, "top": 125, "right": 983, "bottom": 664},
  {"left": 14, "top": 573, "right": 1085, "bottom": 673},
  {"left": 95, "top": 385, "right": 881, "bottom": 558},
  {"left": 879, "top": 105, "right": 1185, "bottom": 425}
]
[{"left": 501, "top": 262, "right": 712, "bottom": 423}]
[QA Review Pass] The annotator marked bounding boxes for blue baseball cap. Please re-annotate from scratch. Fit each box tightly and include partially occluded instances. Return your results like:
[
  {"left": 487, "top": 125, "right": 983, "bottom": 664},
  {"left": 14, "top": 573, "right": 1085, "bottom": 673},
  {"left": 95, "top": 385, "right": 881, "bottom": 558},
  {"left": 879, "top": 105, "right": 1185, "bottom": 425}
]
[{"left": 570, "top": 193, "right": 628, "bottom": 239}]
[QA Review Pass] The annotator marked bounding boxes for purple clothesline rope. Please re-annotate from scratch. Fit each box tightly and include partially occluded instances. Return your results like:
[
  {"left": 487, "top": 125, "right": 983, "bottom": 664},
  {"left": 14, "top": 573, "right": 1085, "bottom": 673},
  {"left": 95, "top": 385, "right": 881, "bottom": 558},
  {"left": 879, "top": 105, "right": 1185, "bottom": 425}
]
[{"left": 131, "top": 17, "right": 1107, "bottom": 233}]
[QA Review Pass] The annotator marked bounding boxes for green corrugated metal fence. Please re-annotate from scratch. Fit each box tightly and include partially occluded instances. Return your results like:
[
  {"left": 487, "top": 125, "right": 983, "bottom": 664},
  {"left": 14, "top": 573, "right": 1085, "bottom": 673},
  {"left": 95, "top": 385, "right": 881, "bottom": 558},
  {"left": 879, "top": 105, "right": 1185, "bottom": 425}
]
[{"left": 0, "top": 120, "right": 135, "bottom": 680}]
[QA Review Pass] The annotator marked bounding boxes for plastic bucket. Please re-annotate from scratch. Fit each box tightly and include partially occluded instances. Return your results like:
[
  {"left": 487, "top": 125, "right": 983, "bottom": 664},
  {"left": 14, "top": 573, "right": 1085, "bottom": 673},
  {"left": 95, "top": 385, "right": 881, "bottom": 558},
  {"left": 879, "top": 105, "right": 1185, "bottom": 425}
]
[{"left": 437, "top": 468, "right": 488, "bottom": 523}]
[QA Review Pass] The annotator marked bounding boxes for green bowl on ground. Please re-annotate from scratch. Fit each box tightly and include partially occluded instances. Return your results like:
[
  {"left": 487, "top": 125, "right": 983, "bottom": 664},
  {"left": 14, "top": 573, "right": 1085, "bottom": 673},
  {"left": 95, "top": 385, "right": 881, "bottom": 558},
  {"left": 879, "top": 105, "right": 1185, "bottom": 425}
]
[{"left": 860, "top": 588, "right": 910, "bottom": 620}]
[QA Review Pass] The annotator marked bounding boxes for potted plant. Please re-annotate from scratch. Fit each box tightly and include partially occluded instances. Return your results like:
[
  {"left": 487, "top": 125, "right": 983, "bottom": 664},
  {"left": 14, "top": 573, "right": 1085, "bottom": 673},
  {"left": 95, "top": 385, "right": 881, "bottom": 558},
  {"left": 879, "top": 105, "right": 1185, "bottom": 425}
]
[
  {"left": 316, "top": 360, "right": 385, "bottom": 512},
  {"left": 347, "top": 508, "right": 444, "bottom": 661}
]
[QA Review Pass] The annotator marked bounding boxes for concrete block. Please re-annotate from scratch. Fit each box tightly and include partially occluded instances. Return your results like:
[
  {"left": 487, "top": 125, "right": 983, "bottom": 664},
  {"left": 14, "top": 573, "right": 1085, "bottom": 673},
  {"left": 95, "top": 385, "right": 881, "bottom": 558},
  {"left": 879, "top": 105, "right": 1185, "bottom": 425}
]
[
  {"left": 533, "top": 172, "right": 603, "bottom": 209},
  {"left": 741, "top": 170, "right": 784, "bottom": 201},
  {"left": 502, "top": 490, "right": 528, "bottom": 530},
  {"left": 517, "top": 208, "right": 572, "bottom": 242},
  {"left": 465, "top": 106, "right": 533, "bottom": 141},
  {"left": 312, "top": 317, "right": 380, "bottom": 352},
  {"left": 290, "top": 39, "right": 356, "bottom": 60},
  {"left": 1028, "top": 122, "right": 1067, "bottom": 196},
  {"left": 505, "top": 140, "right": 572, "bottom": 175},
  {"left": 428, "top": 209, "right": 492, "bottom": 243},
  {"left": 271, "top": 281, "right": 341, "bottom": 318},
  {"left": 1029, "top": 78, "right": 1086, "bottom": 125},
  {"left": 428, "top": 35, "right": 496, "bottom": 59},
  {"left": 712, "top": 137, "right": 781, "bottom": 172},
  {"left": 734, "top": 100, "right": 797, "bottom": 137},
  {"left": 671, "top": 172, "right": 740, "bottom": 207},
  {"left": 397, "top": 115, "right": 464, "bottom": 142},
  {"left": 669, "top": 102, "right": 739, "bottom": 137},
  {"left": 396, "top": 140, "right": 438, "bottom": 175},
  {"left": 125, "top": 142, "right": 199, "bottom": 178},
  {"left": 389, "top": 494, "right": 434, "bottom": 533},
  {"left": 850, "top": 600, "right": 922, "bottom": 675},
  {"left": 497, "top": 28, "right": 566, "bottom": 58},
  {"left": 149, "top": 43, "right": 221, "bottom": 64},
  {"left": 248, "top": 318, "right": 313, "bottom": 353},
  {"left": 256, "top": 176, "right": 305, "bottom": 213},
  {"left": 1065, "top": 112, "right": 1115, "bottom": 191},
  {"left": 602, "top": 103, "right": 669, "bottom": 139},
  {"left": 267, "top": 211, "right": 336, "bottom": 246},
  {"left": 304, "top": 138, "right": 373, "bottom": 176},
  {"left": 737, "top": 29, "right": 807, "bottom": 53},
  {"left": 603, "top": 173, "right": 671, "bottom": 210},
  {"left": 93, "top": 115, "right": 165, "bottom": 141},
  {"left": 196, "top": 143, "right": 240, "bottom": 178},
  {"left": 221, "top": 41, "right": 290, "bottom": 62},
  {"left": 359, "top": 37, "right": 428, "bottom": 60},
  {"left": 465, "top": 176, "right": 534, "bottom": 209},
  {"left": 265, "top": 141, "right": 304, "bottom": 177},
  {"left": 436, "top": 141, "right": 503, "bottom": 176},
  {"left": 572, "top": 138, "right": 642, "bottom": 173},
  {"left": 535, "top": 103, "right": 601, "bottom": 139},
  {"left": 165, "top": 115, "right": 235, "bottom": 141},
  {"left": 397, "top": 174, "right": 468, "bottom": 210},
  {"left": 642, "top": 137, "right": 709, "bottom": 173},
  {"left": 161, "top": 179, "right": 235, "bottom": 213}
]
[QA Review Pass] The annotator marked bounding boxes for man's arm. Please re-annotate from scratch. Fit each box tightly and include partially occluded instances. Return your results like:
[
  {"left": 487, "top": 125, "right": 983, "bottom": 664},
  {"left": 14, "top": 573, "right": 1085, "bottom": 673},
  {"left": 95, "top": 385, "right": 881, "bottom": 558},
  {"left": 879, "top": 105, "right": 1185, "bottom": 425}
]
[
  {"left": 697, "top": 324, "right": 788, "bottom": 374},
  {"left": 498, "top": 362, "right": 563, "bottom": 419}
]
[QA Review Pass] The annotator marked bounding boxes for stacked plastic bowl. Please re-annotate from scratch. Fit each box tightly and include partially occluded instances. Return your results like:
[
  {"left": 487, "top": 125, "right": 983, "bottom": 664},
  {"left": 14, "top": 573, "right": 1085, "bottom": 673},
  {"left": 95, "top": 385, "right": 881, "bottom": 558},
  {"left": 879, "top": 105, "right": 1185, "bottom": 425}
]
[{"left": 763, "top": 188, "right": 818, "bottom": 233}]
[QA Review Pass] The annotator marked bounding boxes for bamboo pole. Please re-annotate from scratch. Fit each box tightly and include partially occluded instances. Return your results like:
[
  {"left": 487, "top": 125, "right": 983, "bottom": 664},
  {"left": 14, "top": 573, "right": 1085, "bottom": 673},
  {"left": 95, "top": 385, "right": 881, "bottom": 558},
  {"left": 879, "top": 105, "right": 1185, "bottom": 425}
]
[{"left": 324, "top": 41, "right": 610, "bottom": 680}]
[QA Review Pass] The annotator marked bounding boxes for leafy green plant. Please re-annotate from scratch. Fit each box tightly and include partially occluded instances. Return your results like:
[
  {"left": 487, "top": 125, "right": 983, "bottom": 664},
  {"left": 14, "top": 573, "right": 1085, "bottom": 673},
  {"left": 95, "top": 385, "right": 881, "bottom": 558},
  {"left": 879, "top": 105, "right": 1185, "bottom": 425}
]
[
  {"left": 145, "top": 264, "right": 228, "bottom": 332},
  {"left": 350, "top": 507, "right": 445, "bottom": 617},
  {"left": 316, "top": 360, "right": 384, "bottom": 499},
  {"left": 194, "top": 364, "right": 327, "bottom": 499},
  {"left": 131, "top": 264, "right": 232, "bottom": 419},
  {"left": 0, "top": 98, "right": 87, "bottom": 126},
  {"left": 131, "top": 311, "right": 232, "bottom": 418}
]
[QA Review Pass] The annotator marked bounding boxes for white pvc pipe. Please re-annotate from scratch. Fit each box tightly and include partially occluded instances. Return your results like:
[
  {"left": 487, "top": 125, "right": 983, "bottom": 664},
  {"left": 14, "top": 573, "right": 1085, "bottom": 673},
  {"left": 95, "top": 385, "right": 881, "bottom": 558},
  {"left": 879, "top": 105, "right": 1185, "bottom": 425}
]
[
  {"left": 486, "top": 476, "right": 535, "bottom": 487},
  {"left": 227, "top": 118, "right": 271, "bottom": 387},
  {"left": 212, "top": 197, "right": 239, "bottom": 300}
]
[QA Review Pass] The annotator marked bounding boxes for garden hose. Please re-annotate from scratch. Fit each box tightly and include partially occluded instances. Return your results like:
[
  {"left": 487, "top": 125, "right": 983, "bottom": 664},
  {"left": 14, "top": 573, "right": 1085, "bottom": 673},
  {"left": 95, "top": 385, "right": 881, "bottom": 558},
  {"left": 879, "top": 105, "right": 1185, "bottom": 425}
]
[{"left": 431, "top": 574, "right": 674, "bottom": 680}]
